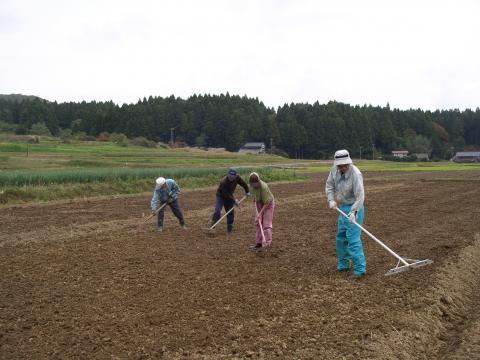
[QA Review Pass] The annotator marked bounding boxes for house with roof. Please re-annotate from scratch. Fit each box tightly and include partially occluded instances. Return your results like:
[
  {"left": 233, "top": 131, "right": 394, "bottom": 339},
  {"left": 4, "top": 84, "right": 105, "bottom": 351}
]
[
  {"left": 451, "top": 151, "right": 480, "bottom": 163},
  {"left": 391, "top": 150, "right": 409, "bottom": 159},
  {"left": 238, "top": 142, "right": 266, "bottom": 155},
  {"left": 414, "top": 153, "right": 430, "bottom": 161}
]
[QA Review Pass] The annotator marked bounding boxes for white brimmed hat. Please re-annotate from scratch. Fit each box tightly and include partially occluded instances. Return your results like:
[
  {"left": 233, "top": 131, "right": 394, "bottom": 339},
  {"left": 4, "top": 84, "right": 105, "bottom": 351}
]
[
  {"left": 155, "top": 177, "right": 166, "bottom": 188},
  {"left": 334, "top": 149, "right": 353, "bottom": 166}
]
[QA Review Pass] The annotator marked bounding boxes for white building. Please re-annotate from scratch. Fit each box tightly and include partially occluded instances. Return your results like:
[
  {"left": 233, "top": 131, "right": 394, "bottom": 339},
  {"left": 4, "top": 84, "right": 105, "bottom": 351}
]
[
  {"left": 452, "top": 151, "right": 480, "bottom": 163},
  {"left": 414, "top": 153, "right": 430, "bottom": 161},
  {"left": 238, "top": 142, "right": 266, "bottom": 154},
  {"left": 392, "top": 150, "right": 409, "bottom": 159}
]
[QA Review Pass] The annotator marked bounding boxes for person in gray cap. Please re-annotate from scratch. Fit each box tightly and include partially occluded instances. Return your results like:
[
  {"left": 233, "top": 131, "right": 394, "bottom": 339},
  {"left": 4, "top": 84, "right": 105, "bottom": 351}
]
[
  {"left": 325, "top": 149, "right": 366, "bottom": 277},
  {"left": 210, "top": 168, "right": 250, "bottom": 234}
]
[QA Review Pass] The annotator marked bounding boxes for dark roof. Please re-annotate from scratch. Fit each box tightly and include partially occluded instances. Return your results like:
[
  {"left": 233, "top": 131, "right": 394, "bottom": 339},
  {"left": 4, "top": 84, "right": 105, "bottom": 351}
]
[
  {"left": 241, "top": 142, "right": 265, "bottom": 149},
  {"left": 455, "top": 151, "right": 480, "bottom": 157}
]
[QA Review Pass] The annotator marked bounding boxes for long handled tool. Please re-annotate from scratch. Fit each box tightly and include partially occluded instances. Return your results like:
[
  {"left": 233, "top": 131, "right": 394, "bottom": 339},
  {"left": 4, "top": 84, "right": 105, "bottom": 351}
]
[
  {"left": 255, "top": 203, "right": 267, "bottom": 248},
  {"left": 143, "top": 202, "right": 168, "bottom": 223},
  {"left": 335, "top": 207, "right": 433, "bottom": 276},
  {"left": 204, "top": 195, "right": 247, "bottom": 233}
]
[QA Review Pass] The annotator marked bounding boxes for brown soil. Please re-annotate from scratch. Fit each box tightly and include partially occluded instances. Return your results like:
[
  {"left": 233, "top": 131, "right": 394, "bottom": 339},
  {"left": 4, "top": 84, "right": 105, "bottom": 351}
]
[{"left": 1, "top": 171, "right": 480, "bottom": 359}]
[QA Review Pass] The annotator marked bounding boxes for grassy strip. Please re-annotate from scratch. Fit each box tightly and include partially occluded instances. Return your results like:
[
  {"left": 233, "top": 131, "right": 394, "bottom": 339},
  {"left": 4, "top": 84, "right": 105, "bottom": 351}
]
[
  {"left": 0, "top": 167, "right": 233, "bottom": 186},
  {"left": 304, "top": 160, "right": 480, "bottom": 173},
  {"left": 0, "top": 168, "right": 302, "bottom": 205},
  {"left": 0, "top": 139, "right": 293, "bottom": 170}
]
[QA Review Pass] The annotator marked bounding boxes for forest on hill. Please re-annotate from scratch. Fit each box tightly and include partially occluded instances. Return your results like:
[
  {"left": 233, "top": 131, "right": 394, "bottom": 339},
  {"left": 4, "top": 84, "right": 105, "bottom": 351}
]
[{"left": 0, "top": 93, "right": 479, "bottom": 159}]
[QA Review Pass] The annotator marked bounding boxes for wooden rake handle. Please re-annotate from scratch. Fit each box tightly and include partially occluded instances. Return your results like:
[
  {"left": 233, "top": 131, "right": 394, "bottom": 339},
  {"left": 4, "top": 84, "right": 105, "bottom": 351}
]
[
  {"left": 209, "top": 195, "right": 247, "bottom": 230},
  {"left": 143, "top": 202, "right": 168, "bottom": 223}
]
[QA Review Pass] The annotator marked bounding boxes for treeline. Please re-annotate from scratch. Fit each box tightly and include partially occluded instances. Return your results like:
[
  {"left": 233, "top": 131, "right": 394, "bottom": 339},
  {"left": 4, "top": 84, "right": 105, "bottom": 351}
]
[{"left": 0, "top": 94, "right": 479, "bottom": 159}]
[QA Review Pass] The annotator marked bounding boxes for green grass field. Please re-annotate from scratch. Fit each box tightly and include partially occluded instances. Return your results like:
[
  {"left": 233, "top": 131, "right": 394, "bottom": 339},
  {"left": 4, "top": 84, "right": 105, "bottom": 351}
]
[
  {"left": 0, "top": 138, "right": 293, "bottom": 170},
  {"left": 305, "top": 160, "right": 480, "bottom": 173},
  {"left": 1, "top": 137, "right": 479, "bottom": 205},
  {"left": 0, "top": 138, "right": 304, "bottom": 204}
]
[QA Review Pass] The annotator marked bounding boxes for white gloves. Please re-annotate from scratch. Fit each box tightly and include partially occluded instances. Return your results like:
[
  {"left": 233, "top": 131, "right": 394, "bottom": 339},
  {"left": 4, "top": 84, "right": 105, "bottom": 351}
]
[
  {"left": 328, "top": 200, "right": 337, "bottom": 210},
  {"left": 234, "top": 199, "right": 240, "bottom": 207},
  {"left": 348, "top": 211, "right": 357, "bottom": 223}
]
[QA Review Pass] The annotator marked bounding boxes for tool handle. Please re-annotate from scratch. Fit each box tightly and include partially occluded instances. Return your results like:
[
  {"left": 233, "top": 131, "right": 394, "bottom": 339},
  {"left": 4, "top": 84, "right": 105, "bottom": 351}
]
[
  {"left": 335, "top": 207, "right": 409, "bottom": 266},
  {"left": 143, "top": 202, "right": 168, "bottom": 223},
  {"left": 255, "top": 202, "right": 266, "bottom": 246},
  {"left": 209, "top": 195, "right": 247, "bottom": 230}
]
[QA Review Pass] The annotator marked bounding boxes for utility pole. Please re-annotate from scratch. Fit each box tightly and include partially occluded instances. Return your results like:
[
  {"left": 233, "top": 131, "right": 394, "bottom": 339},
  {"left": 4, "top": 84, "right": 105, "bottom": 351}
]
[
  {"left": 26, "top": 128, "right": 29, "bottom": 158},
  {"left": 270, "top": 137, "right": 273, "bottom": 154},
  {"left": 169, "top": 127, "right": 176, "bottom": 147},
  {"left": 372, "top": 144, "right": 375, "bottom": 160}
]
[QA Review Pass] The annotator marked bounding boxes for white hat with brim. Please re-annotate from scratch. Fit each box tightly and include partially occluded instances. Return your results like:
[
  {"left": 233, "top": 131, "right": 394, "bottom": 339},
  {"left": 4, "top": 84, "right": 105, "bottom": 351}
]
[
  {"left": 155, "top": 177, "right": 166, "bottom": 189},
  {"left": 334, "top": 150, "right": 353, "bottom": 166}
]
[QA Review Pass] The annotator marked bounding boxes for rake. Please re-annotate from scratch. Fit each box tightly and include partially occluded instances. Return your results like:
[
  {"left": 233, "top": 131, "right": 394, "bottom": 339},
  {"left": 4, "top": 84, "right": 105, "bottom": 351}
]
[
  {"left": 203, "top": 195, "right": 247, "bottom": 235},
  {"left": 335, "top": 207, "right": 433, "bottom": 276}
]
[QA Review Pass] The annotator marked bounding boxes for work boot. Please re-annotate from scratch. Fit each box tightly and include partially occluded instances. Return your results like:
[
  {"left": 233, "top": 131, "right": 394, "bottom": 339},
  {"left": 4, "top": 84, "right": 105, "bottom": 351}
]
[
  {"left": 180, "top": 223, "right": 187, "bottom": 230},
  {"left": 249, "top": 243, "right": 262, "bottom": 251},
  {"left": 227, "top": 224, "right": 233, "bottom": 234},
  {"left": 157, "top": 226, "right": 163, "bottom": 233}
]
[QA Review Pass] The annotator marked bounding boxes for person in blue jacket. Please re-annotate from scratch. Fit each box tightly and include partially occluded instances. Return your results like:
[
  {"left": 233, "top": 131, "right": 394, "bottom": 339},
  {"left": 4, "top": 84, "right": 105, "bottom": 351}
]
[{"left": 150, "top": 177, "right": 186, "bottom": 232}]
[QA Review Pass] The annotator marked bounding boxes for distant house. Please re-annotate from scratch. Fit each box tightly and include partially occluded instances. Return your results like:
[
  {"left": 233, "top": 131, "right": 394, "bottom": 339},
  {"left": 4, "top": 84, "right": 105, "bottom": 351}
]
[
  {"left": 239, "top": 142, "right": 266, "bottom": 154},
  {"left": 451, "top": 151, "right": 480, "bottom": 163},
  {"left": 392, "top": 150, "right": 409, "bottom": 159},
  {"left": 414, "top": 153, "right": 430, "bottom": 161}
]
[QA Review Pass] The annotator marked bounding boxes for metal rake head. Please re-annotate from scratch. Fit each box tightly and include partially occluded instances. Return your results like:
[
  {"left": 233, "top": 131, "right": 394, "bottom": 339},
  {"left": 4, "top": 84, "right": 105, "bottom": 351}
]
[{"left": 385, "top": 258, "right": 434, "bottom": 276}]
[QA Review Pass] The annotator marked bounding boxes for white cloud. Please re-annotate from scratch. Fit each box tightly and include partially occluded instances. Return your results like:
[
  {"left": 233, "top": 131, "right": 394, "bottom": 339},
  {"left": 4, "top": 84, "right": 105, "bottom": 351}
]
[{"left": 0, "top": 0, "right": 479, "bottom": 110}]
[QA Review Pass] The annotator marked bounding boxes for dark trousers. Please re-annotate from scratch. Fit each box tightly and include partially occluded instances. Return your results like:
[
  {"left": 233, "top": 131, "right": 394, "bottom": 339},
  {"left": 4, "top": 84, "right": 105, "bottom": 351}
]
[
  {"left": 211, "top": 196, "right": 234, "bottom": 230},
  {"left": 157, "top": 199, "right": 184, "bottom": 226}
]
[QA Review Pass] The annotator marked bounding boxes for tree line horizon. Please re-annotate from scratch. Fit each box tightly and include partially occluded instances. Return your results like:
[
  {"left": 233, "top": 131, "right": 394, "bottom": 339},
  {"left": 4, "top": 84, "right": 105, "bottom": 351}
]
[{"left": 0, "top": 93, "right": 479, "bottom": 159}]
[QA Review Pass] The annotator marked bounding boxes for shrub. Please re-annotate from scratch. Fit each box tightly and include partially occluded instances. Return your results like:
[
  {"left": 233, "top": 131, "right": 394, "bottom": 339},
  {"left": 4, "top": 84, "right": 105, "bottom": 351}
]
[
  {"left": 30, "top": 122, "right": 52, "bottom": 136},
  {"left": 59, "top": 128, "right": 72, "bottom": 143},
  {"left": 110, "top": 133, "right": 129, "bottom": 147},
  {"left": 157, "top": 141, "right": 170, "bottom": 149},
  {"left": 27, "top": 135, "right": 40, "bottom": 144},
  {"left": 96, "top": 132, "right": 110, "bottom": 142},
  {"left": 73, "top": 131, "right": 88, "bottom": 140},
  {"left": 0, "top": 121, "right": 18, "bottom": 133},
  {"left": 130, "top": 137, "right": 157, "bottom": 148}
]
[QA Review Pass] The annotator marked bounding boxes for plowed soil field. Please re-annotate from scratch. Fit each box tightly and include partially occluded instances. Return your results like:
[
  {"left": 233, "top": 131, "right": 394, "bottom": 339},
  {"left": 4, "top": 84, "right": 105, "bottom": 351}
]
[{"left": 1, "top": 171, "right": 480, "bottom": 359}]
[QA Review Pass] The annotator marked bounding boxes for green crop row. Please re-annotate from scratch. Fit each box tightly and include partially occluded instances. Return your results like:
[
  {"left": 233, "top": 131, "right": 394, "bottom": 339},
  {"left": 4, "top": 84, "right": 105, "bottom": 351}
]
[{"left": 0, "top": 166, "right": 295, "bottom": 187}]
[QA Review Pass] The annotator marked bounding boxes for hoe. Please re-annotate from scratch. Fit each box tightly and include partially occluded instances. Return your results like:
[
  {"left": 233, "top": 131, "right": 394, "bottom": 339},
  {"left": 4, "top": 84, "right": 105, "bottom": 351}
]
[
  {"left": 142, "top": 202, "right": 168, "bottom": 223},
  {"left": 203, "top": 195, "right": 247, "bottom": 236},
  {"left": 336, "top": 207, "right": 433, "bottom": 276},
  {"left": 255, "top": 202, "right": 267, "bottom": 249}
]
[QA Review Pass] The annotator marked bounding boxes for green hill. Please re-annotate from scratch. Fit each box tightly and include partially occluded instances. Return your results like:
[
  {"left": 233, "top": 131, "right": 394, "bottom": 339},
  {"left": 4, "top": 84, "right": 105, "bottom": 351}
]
[{"left": 0, "top": 94, "right": 43, "bottom": 102}]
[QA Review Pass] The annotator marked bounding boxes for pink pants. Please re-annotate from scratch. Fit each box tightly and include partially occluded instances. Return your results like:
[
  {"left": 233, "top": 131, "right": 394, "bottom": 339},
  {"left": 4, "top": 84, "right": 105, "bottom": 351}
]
[{"left": 256, "top": 200, "right": 275, "bottom": 247}]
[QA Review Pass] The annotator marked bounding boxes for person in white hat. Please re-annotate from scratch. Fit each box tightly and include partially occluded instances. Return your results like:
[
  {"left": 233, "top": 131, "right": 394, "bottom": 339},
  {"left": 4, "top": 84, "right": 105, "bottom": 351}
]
[
  {"left": 150, "top": 177, "right": 186, "bottom": 232},
  {"left": 325, "top": 150, "right": 366, "bottom": 277}
]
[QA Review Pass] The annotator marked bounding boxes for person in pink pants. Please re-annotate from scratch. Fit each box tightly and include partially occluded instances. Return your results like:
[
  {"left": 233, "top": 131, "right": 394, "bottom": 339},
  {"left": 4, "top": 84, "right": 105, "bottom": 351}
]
[{"left": 248, "top": 172, "right": 275, "bottom": 251}]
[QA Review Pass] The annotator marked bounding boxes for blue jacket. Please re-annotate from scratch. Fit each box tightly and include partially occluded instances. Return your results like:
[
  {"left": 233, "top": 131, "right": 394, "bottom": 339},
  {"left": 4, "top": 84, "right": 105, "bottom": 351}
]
[{"left": 151, "top": 179, "right": 181, "bottom": 210}]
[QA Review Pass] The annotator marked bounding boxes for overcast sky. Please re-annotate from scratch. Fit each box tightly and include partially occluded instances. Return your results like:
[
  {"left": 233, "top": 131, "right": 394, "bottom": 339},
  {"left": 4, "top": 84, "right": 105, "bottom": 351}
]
[{"left": 1, "top": 0, "right": 479, "bottom": 110}]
